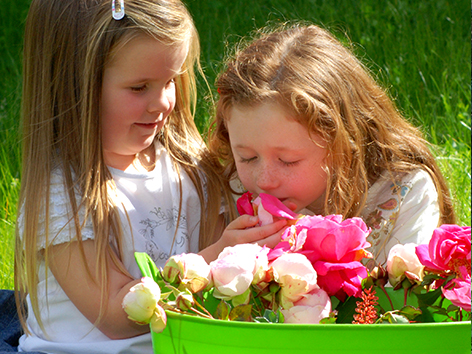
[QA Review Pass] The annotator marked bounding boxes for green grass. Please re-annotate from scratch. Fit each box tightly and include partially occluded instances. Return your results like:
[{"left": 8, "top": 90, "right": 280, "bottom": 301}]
[{"left": 1, "top": 0, "right": 470, "bottom": 289}]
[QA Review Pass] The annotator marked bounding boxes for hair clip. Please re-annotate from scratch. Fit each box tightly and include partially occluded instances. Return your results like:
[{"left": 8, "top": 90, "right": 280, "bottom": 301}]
[{"left": 112, "top": 0, "right": 125, "bottom": 20}]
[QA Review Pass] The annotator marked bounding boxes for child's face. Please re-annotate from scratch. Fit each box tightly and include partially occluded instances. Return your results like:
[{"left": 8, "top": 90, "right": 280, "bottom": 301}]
[
  {"left": 226, "top": 101, "right": 328, "bottom": 213},
  {"left": 100, "top": 35, "right": 188, "bottom": 169}
]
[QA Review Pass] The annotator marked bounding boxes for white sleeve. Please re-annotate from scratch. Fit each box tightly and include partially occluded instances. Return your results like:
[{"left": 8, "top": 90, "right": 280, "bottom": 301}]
[
  {"left": 364, "top": 169, "right": 440, "bottom": 265},
  {"left": 385, "top": 170, "right": 440, "bottom": 250},
  {"left": 17, "top": 169, "right": 95, "bottom": 250}
]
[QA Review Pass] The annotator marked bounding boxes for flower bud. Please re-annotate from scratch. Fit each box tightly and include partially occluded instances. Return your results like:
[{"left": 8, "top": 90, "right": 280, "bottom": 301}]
[
  {"left": 163, "top": 256, "right": 184, "bottom": 284},
  {"left": 122, "top": 277, "right": 161, "bottom": 324},
  {"left": 150, "top": 305, "right": 167, "bottom": 333},
  {"left": 387, "top": 244, "right": 424, "bottom": 288},
  {"left": 175, "top": 289, "right": 194, "bottom": 311},
  {"left": 163, "top": 254, "right": 211, "bottom": 293}
]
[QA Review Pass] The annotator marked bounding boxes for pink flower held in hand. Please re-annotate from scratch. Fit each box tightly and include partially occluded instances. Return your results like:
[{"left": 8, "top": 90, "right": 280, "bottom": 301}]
[
  {"left": 387, "top": 243, "right": 424, "bottom": 287},
  {"left": 236, "top": 191, "right": 255, "bottom": 216},
  {"left": 442, "top": 266, "right": 471, "bottom": 312},
  {"left": 270, "top": 252, "right": 318, "bottom": 308},
  {"left": 122, "top": 277, "right": 161, "bottom": 324},
  {"left": 236, "top": 192, "right": 299, "bottom": 226},
  {"left": 281, "top": 288, "right": 331, "bottom": 324},
  {"left": 415, "top": 224, "right": 471, "bottom": 276}
]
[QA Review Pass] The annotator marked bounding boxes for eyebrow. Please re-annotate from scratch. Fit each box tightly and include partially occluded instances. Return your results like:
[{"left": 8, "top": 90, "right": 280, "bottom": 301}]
[{"left": 233, "top": 144, "right": 300, "bottom": 152}]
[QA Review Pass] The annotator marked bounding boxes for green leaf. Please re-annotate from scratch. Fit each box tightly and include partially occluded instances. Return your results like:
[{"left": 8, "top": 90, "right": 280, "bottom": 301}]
[
  {"left": 414, "top": 287, "right": 442, "bottom": 308},
  {"left": 320, "top": 316, "right": 337, "bottom": 324},
  {"left": 377, "top": 312, "right": 410, "bottom": 324},
  {"left": 202, "top": 288, "right": 220, "bottom": 316},
  {"left": 229, "top": 304, "right": 252, "bottom": 322},
  {"left": 254, "top": 316, "right": 271, "bottom": 323},
  {"left": 397, "top": 305, "right": 422, "bottom": 321},
  {"left": 277, "top": 309, "right": 285, "bottom": 323},
  {"left": 334, "top": 296, "right": 359, "bottom": 323},
  {"left": 134, "top": 252, "right": 161, "bottom": 281},
  {"left": 215, "top": 300, "right": 230, "bottom": 320}
]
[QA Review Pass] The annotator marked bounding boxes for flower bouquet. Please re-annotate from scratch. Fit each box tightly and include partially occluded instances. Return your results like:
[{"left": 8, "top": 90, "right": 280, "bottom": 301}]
[{"left": 123, "top": 193, "right": 471, "bottom": 353}]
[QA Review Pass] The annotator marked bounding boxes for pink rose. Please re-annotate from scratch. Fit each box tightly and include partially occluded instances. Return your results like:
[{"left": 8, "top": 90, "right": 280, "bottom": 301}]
[
  {"left": 281, "top": 214, "right": 371, "bottom": 300},
  {"left": 210, "top": 244, "right": 266, "bottom": 300},
  {"left": 270, "top": 252, "right": 318, "bottom": 308},
  {"left": 238, "top": 194, "right": 372, "bottom": 301},
  {"left": 281, "top": 289, "right": 331, "bottom": 324},
  {"left": 387, "top": 243, "right": 424, "bottom": 287},
  {"left": 442, "top": 266, "right": 471, "bottom": 312},
  {"left": 415, "top": 224, "right": 471, "bottom": 276}
]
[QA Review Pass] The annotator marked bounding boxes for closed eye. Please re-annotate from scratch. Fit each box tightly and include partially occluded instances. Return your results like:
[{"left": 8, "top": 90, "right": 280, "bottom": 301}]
[
  {"left": 280, "top": 159, "right": 300, "bottom": 166},
  {"left": 130, "top": 84, "right": 148, "bottom": 92},
  {"left": 239, "top": 156, "right": 257, "bottom": 164}
]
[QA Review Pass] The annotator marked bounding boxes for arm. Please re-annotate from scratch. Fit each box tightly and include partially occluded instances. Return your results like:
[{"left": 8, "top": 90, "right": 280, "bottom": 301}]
[
  {"left": 48, "top": 240, "right": 149, "bottom": 339},
  {"left": 199, "top": 214, "right": 287, "bottom": 263}
]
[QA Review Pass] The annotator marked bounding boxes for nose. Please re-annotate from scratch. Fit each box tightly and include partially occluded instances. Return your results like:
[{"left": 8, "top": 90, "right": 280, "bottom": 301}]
[
  {"left": 254, "top": 162, "right": 279, "bottom": 192},
  {"left": 147, "top": 89, "right": 172, "bottom": 114}
]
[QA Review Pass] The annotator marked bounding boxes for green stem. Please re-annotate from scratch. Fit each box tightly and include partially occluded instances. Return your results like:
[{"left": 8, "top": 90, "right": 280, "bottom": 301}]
[{"left": 379, "top": 285, "right": 394, "bottom": 311}]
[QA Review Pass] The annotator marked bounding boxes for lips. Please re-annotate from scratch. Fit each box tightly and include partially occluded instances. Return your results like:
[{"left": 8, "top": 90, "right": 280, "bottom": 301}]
[{"left": 134, "top": 122, "right": 158, "bottom": 129}]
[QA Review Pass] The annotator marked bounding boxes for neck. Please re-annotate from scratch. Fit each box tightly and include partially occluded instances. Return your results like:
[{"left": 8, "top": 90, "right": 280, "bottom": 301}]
[{"left": 106, "top": 146, "right": 156, "bottom": 172}]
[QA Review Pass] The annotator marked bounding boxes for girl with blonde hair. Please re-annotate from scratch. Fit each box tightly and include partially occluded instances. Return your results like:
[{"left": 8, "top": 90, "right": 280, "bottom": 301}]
[
  {"left": 210, "top": 24, "right": 456, "bottom": 265},
  {"left": 13, "top": 0, "right": 254, "bottom": 352}
]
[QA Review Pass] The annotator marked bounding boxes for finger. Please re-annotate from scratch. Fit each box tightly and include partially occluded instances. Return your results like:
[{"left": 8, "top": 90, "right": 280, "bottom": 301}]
[
  {"left": 226, "top": 214, "right": 259, "bottom": 231},
  {"left": 256, "top": 231, "right": 285, "bottom": 248},
  {"left": 244, "top": 219, "right": 287, "bottom": 244}
]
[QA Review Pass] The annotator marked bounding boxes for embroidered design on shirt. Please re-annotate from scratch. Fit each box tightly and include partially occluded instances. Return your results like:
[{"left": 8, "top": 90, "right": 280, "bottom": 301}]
[
  {"left": 139, "top": 207, "right": 188, "bottom": 261},
  {"left": 365, "top": 178, "right": 412, "bottom": 261}
]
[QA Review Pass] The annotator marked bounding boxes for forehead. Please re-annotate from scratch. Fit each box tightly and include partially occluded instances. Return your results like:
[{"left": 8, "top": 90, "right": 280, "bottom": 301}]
[
  {"left": 226, "top": 101, "right": 328, "bottom": 151},
  {"left": 107, "top": 33, "right": 188, "bottom": 70}
]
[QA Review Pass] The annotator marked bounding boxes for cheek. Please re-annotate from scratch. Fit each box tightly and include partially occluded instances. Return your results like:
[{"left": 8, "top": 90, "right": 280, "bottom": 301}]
[{"left": 234, "top": 163, "right": 254, "bottom": 189}]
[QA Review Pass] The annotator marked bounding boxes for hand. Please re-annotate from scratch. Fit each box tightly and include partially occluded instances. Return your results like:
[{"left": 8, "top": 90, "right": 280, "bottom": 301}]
[{"left": 199, "top": 215, "right": 287, "bottom": 262}]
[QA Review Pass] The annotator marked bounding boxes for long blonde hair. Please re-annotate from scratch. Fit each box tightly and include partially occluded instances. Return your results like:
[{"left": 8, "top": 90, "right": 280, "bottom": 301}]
[
  {"left": 211, "top": 23, "right": 455, "bottom": 223},
  {"left": 16, "top": 0, "right": 235, "bottom": 332}
]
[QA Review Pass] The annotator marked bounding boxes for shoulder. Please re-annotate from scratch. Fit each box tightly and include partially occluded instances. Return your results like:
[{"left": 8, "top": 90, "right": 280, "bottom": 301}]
[
  {"left": 366, "top": 169, "right": 436, "bottom": 205},
  {"left": 363, "top": 169, "right": 440, "bottom": 263}
]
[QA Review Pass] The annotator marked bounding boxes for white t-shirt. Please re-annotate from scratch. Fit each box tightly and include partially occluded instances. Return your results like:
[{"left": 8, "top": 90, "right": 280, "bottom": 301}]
[
  {"left": 18, "top": 143, "right": 203, "bottom": 354},
  {"left": 360, "top": 169, "right": 440, "bottom": 265}
]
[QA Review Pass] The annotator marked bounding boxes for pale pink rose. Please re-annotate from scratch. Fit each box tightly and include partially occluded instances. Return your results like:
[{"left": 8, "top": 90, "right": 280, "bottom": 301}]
[
  {"left": 416, "top": 224, "right": 471, "bottom": 276},
  {"left": 210, "top": 244, "right": 261, "bottom": 300},
  {"left": 149, "top": 304, "right": 167, "bottom": 333},
  {"left": 163, "top": 253, "right": 211, "bottom": 293},
  {"left": 252, "top": 246, "right": 270, "bottom": 285},
  {"left": 442, "top": 266, "right": 471, "bottom": 312},
  {"left": 281, "top": 289, "right": 331, "bottom": 324},
  {"left": 270, "top": 252, "right": 318, "bottom": 308},
  {"left": 387, "top": 243, "right": 424, "bottom": 287},
  {"left": 122, "top": 277, "right": 161, "bottom": 324}
]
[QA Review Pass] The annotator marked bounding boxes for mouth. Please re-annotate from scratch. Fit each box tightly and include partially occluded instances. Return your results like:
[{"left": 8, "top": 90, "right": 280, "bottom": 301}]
[{"left": 134, "top": 122, "right": 159, "bottom": 129}]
